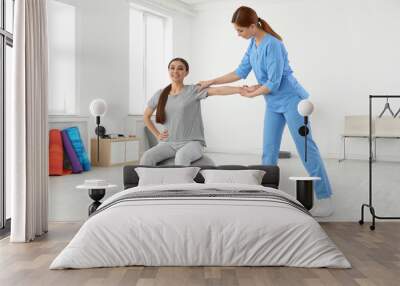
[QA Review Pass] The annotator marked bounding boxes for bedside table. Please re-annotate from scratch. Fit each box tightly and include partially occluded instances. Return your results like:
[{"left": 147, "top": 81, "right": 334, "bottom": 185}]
[
  {"left": 91, "top": 136, "right": 140, "bottom": 166},
  {"left": 289, "top": 177, "right": 321, "bottom": 210},
  {"left": 76, "top": 180, "right": 117, "bottom": 215}
]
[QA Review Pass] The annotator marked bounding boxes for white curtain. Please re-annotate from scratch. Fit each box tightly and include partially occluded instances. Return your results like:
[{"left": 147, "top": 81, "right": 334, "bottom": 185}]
[{"left": 10, "top": 0, "right": 49, "bottom": 242}]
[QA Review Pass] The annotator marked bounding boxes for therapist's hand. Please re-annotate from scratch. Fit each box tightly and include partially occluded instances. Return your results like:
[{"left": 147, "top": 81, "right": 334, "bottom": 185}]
[
  {"left": 240, "top": 88, "right": 256, "bottom": 98},
  {"left": 241, "top": 84, "right": 268, "bottom": 98},
  {"left": 197, "top": 80, "right": 214, "bottom": 91},
  {"left": 243, "top": 85, "right": 260, "bottom": 93}
]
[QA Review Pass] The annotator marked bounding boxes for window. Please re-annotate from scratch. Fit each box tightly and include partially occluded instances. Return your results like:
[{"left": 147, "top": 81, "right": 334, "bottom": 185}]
[
  {"left": 5, "top": 0, "right": 12, "bottom": 33},
  {"left": 1, "top": 0, "right": 14, "bottom": 233},
  {"left": 129, "top": 5, "right": 172, "bottom": 114},
  {"left": 47, "top": 0, "right": 77, "bottom": 115}
]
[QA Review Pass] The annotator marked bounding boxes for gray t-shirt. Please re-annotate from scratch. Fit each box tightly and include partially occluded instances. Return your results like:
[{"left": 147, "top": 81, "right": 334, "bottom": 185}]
[{"left": 147, "top": 84, "right": 208, "bottom": 146}]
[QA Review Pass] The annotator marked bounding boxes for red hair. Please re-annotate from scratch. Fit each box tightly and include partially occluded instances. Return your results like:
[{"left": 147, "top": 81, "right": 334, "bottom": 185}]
[{"left": 231, "top": 6, "right": 282, "bottom": 41}]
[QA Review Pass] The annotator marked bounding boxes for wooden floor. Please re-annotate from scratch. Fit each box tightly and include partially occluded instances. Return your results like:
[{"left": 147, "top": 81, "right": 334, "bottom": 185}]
[{"left": 0, "top": 222, "right": 399, "bottom": 286}]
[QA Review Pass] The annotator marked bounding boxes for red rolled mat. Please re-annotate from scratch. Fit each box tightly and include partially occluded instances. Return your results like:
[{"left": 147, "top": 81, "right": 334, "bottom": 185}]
[{"left": 49, "top": 129, "right": 64, "bottom": 176}]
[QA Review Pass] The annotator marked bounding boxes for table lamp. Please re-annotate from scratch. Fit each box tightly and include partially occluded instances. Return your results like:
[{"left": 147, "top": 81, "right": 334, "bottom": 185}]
[
  {"left": 89, "top": 99, "right": 107, "bottom": 162},
  {"left": 297, "top": 99, "right": 314, "bottom": 162}
]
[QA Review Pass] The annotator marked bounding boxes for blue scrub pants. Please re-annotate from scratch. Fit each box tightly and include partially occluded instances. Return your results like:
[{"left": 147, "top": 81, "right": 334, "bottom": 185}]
[{"left": 262, "top": 96, "right": 332, "bottom": 199}]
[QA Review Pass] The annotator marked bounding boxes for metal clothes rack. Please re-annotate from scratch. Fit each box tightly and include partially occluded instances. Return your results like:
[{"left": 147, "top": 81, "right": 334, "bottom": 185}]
[{"left": 359, "top": 95, "right": 400, "bottom": 230}]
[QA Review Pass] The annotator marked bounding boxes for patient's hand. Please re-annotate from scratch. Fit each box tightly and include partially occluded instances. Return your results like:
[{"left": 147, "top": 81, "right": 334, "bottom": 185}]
[
  {"left": 243, "top": 85, "right": 260, "bottom": 92},
  {"left": 197, "top": 80, "right": 213, "bottom": 91},
  {"left": 157, "top": 130, "right": 169, "bottom": 141}
]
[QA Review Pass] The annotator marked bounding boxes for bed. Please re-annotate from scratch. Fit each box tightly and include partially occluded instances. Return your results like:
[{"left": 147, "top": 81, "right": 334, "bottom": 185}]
[{"left": 50, "top": 165, "right": 350, "bottom": 269}]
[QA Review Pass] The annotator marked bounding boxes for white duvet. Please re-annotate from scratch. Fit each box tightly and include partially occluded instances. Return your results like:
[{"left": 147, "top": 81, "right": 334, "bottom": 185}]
[{"left": 50, "top": 183, "right": 351, "bottom": 269}]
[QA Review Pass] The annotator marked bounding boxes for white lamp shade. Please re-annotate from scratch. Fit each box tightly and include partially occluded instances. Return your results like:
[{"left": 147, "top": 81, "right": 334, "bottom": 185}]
[
  {"left": 297, "top": 99, "right": 314, "bottom": 116},
  {"left": 89, "top": 99, "right": 107, "bottom": 116}
]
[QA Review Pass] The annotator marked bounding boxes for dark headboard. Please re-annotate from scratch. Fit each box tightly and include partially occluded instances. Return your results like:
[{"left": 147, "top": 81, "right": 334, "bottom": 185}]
[{"left": 123, "top": 165, "right": 280, "bottom": 189}]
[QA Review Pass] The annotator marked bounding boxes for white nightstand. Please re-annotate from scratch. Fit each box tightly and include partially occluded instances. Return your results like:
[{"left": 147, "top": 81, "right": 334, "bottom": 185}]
[{"left": 289, "top": 177, "right": 321, "bottom": 210}]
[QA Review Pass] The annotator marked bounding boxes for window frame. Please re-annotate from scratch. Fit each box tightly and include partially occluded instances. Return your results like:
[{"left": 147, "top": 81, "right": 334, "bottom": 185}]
[
  {"left": 129, "top": 4, "right": 172, "bottom": 115},
  {"left": 47, "top": 0, "right": 77, "bottom": 116},
  {"left": 0, "top": 0, "right": 14, "bottom": 234}
]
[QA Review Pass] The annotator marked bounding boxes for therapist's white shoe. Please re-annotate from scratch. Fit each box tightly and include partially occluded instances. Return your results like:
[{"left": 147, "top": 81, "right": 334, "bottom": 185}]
[{"left": 310, "top": 197, "right": 334, "bottom": 217}]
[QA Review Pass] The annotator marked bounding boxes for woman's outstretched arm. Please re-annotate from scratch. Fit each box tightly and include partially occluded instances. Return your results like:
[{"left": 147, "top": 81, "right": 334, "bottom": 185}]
[
  {"left": 197, "top": 71, "right": 241, "bottom": 91},
  {"left": 206, "top": 85, "right": 243, "bottom": 96}
]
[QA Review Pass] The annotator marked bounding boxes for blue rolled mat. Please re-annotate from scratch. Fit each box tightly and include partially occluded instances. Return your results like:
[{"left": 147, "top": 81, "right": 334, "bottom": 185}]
[{"left": 64, "top": 127, "right": 91, "bottom": 171}]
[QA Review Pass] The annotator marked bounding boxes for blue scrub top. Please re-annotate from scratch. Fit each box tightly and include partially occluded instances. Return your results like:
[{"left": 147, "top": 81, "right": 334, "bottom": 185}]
[{"left": 235, "top": 34, "right": 309, "bottom": 112}]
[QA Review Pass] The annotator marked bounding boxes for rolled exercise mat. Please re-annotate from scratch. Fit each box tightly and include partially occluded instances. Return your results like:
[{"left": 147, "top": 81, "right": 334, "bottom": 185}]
[
  {"left": 49, "top": 129, "right": 64, "bottom": 176},
  {"left": 64, "top": 127, "right": 91, "bottom": 171},
  {"left": 61, "top": 130, "right": 83, "bottom": 173}
]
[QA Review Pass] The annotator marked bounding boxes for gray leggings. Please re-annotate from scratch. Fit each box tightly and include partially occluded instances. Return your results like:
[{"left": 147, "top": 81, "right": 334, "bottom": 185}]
[{"left": 140, "top": 141, "right": 204, "bottom": 166}]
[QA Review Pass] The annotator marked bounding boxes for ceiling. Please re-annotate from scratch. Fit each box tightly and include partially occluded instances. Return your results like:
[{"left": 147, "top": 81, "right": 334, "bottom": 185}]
[{"left": 179, "top": 0, "right": 214, "bottom": 5}]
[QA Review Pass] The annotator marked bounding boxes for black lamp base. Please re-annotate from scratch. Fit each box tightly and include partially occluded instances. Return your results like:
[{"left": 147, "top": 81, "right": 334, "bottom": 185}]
[
  {"left": 88, "top": 189, "right": 105, "bottom": 215},
  {"left": 95, "top": 125, "right": 106, "bottom": 138}
]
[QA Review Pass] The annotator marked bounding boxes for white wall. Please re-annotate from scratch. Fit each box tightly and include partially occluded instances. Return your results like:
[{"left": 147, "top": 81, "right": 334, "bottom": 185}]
[
  {"left": 190, "top": 0, "right": 400, "bottom": 160},
  {"left": 76, "top": 0, "right": 129, "bottom": 138}
]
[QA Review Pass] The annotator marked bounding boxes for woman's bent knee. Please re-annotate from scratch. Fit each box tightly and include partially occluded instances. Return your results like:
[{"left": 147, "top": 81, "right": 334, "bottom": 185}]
[{"left": 140, "top": 151, "right": 156, "bottom": 166}]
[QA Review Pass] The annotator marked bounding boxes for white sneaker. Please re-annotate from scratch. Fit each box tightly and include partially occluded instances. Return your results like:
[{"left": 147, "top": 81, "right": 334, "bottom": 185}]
[{"left": 310, "top": 197, "right": 334, "bottom": 217}]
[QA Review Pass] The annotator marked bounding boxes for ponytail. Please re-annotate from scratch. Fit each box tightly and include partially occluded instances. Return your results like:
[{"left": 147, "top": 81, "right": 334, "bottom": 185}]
[
  {"left": 258, "top": 17, "right": 282, "bottom": 41},
  {"left": 156, "top": 84, "right": 171, "bottom": 124}
]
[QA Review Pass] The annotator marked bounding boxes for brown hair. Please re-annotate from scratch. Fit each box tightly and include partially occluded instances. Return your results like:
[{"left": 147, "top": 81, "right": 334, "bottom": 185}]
[
  {"left": 231, "top": 6, "right": 282, "bottom": 41},
  {"left": 155, "top": 58, "right": 189, "bottom": 124}
]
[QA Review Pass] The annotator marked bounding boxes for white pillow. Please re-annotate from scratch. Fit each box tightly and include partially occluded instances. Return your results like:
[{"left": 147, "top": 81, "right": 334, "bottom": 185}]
[
  {"left": 200, "top": 169, "right": 266, "bottom": 185},
  {"left": 136, "top": 167, "right": 200, "bottom": 186}
]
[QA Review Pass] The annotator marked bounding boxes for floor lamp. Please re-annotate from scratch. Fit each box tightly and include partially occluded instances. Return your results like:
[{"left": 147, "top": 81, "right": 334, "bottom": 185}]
[
  {"left": 292, "top": 99, "right": 317, "bottom": 210},
  {"left": 89, "top": 99, "right": 107, "bottom": 162},
  {"left": 297, "top": 99, "right": 314, "bottom": 162}
]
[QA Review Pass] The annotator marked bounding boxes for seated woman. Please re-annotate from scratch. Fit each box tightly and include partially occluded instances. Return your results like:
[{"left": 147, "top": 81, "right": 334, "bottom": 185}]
[{"left": 140, "top": 57, "right": 242, "bottom": 166}]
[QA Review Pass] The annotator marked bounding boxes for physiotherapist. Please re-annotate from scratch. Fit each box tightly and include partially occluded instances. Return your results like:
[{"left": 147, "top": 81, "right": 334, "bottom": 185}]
[{"left": 198, "top": 6, "right": 333, "bottom": 217}]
